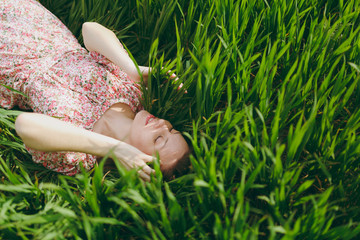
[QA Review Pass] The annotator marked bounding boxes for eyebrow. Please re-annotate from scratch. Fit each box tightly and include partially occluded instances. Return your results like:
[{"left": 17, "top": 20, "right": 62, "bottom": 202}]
[{"left": 172, "top": 129, "right": 181, "bottom": 135}]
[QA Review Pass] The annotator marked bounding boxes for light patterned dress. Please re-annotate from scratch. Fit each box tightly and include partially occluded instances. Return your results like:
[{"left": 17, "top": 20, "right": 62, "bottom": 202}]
[{"left": 0, "top": 0, "right": 143, "bottom": 175}]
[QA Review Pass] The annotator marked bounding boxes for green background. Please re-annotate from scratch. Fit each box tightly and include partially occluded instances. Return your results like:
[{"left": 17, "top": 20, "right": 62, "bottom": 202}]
[{"left": 1, "top": 0, "right": 360, "bottom": 239}]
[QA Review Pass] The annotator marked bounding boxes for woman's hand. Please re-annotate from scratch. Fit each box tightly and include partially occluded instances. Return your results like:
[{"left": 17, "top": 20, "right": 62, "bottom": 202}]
[
  {"left": 15, "top": 113, "right": 155, "bottom": 181},
  {"left": 136, "top": 66, "right": 150, "bottom": 84},
  {"left": 163, "top": 70, "right": 186, "bottom": 92},
  {"left": 112, "top": 143, "right": 155, "bottom": 181},
  {"left": 168, "top": 71, "right": 185, "bottom": 90}
]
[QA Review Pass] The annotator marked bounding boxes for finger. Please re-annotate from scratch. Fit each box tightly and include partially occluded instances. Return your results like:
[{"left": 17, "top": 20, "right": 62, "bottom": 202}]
[
  {"left": 140, "top": 164, "right": 154, "bottom": 176},
  {"left": 177, "top": 82, "right": 188, "bottom": 93},
  {"left": 166, "top": 70, "right": 178, "bottom": 80},
  {"left": 138, "top": 170, "right": 150, "bottom": 182},
  {"left": 122, "top": 160, "right": 152, "bottom": 181},
  {"left": 170, "top": 73, "right": 177, "bottom": 79},
  {"left": 142, "top": 155, "right": 155, "bottom": 163},
  {"left": 120, "top": 158, "right": 133, "bottom": 171}
]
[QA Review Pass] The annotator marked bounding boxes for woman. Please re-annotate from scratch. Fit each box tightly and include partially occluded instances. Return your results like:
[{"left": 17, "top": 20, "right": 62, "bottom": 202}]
[{"left": 0, "top": 0, "right": 190, "bottom": 181}]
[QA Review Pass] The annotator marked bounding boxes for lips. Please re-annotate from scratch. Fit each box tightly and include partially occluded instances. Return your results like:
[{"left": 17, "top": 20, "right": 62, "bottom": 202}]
[{"left": 145, "top": 114, "right": 155, "bottom": 125}]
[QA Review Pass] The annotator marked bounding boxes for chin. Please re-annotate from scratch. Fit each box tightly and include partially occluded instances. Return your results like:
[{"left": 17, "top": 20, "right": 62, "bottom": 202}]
[
  {"left": 134, "top": 110, "right": 149, "bottom": 124},
  {"left": 129, "top": 110, "right": 152, "bottom": 153}
]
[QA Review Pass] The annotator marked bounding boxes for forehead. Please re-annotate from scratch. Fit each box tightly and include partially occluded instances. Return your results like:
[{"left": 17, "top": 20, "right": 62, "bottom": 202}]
[{"left": 158, "top": 133, "right": 189, "bottom": 164}]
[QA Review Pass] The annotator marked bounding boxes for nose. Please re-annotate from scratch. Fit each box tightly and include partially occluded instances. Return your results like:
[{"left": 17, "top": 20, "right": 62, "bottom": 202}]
[
  {"left": 158, "top": 119, "right": 165, "bottom": 124},
  {"left": 155, "top": 119, "right": 167, "bottom": 128},
  {"left": 154, "top": 119, "right": 171, "bottom": 134}
]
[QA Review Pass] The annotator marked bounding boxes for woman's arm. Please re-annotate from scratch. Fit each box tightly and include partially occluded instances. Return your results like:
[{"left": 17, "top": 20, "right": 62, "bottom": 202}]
[
  {"left": 15, "top": 113, "right": 154, "bottom": 181},
  {"left": 82, "top": 22, "right": 149, "bottom": 83}
]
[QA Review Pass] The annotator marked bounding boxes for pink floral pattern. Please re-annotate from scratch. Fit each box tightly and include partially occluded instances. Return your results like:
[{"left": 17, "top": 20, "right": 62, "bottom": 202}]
[{"left": 0, "top": 0, "right": 143, "bottom": 175}]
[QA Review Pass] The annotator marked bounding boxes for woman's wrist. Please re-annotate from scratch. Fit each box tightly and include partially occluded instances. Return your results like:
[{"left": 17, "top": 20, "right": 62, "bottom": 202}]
[
  {"left": 127, "top": 66, "right": 149, "bottom": 83},
  {"left": 91, "top": 135, "right": 123, "bottom": 157}
]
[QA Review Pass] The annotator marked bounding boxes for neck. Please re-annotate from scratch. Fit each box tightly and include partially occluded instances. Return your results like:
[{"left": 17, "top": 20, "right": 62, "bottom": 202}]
[{"left": 93, "top": 103, "right": 135, "bottom": 144}]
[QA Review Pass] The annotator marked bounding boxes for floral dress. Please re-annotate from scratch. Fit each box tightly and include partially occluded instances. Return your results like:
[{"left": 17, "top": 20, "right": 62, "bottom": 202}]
[{"left": 0, "top": 0, "right": 143, "bottom": 175}]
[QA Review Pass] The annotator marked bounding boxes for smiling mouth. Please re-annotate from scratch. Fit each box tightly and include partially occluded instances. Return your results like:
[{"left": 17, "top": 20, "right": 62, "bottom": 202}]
[{"left": 145, "top": 114, "right": 155, "bottom": 125}]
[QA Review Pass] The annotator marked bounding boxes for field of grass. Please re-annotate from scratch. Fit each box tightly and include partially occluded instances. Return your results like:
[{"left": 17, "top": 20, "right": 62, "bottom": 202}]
[{"left": 1, "top": 0, "right": 360, "bottom": 239}]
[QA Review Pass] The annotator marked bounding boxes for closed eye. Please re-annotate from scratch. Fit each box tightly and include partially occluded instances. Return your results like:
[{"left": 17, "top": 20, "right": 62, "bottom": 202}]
[
  {"left": 155, "top": 136, "right": 162, "bottom": 142},
  {"left": 154, "top": 135, "right": 166, "bottom": 149}
]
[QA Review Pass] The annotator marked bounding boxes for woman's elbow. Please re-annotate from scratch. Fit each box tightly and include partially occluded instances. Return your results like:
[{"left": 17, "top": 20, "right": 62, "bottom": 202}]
[
  {"left": 15, "top": 113, "right": 33, "bottom": 141},
  {"left": 82, "top": 22, "right": 95, "bottom": 34},
  {"left": 82, "top": 22, "right": 97, "bottom": 52}
]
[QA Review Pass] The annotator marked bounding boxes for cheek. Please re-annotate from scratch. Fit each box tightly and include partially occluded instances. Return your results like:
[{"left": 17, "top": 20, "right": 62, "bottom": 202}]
[{"left": 128, "top": 127, "right": 154, "bottom": 155}]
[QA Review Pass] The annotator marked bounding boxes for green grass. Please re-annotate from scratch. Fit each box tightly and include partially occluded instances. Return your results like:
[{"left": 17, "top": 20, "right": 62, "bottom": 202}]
[{"left": 1, "top": 0, "right": 360, "bottom": 239}]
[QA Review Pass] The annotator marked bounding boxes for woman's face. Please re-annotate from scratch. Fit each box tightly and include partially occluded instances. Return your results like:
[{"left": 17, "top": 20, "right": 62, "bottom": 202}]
[{"left": 128, "top": 110, "right": 189, "bottom": 166}]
